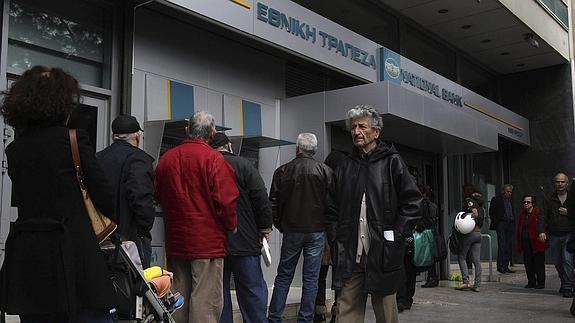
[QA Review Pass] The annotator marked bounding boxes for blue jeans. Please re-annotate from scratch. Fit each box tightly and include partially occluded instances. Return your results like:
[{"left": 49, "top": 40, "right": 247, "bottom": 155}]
[
  {"left": 220, "top": 255, "right": 268, "bottom": 323},
  {"left": 268, "top": 232, "right": 325, "bottom": 323},
  {"left": 457, "top": 231, "right": 482, "bottom": 288},
  {"left": 549, "top": 233, "right": 575, "bottom": 291}
]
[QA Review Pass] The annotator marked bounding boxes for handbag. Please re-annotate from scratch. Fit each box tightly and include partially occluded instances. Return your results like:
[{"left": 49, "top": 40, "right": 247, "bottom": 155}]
[
  {"left": 448, "top": 228, "right": 462, "bottom": 255},
  {"left": 412, "top": 229, "right": 435, "bottom": 267},
  {"left": 69, "top": 129, "right": 117, "bottom": 244},
  {"left": 433, "top": 230, "right": 448, "bottom": 261}
]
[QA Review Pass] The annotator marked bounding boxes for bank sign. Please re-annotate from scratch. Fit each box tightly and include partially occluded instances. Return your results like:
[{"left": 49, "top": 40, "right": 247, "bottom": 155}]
[
  {"left": 379, "top": 48, "right": 463, "bottom": 108},
  {"left": 256, "top": 2, "right": 377, "bottom": 71}
]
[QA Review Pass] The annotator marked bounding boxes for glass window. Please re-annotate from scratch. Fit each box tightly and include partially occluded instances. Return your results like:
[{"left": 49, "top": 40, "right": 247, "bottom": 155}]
[
  {"left": 8, "top": 0, "right": 112, "bottom": 88},
  {"left": 536, "top": 0, "right": 568, "bottom": 29}
]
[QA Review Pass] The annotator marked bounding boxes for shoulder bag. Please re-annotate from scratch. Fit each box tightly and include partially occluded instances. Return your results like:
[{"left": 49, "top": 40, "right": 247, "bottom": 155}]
[{"left": 69, "top": 129, "right": 117, "bottom": 243}]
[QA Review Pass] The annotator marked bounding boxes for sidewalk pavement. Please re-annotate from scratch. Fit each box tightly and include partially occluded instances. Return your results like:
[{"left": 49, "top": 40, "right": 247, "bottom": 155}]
[{"left": 5, "top": 263, "right": 573, "bottom": 322}]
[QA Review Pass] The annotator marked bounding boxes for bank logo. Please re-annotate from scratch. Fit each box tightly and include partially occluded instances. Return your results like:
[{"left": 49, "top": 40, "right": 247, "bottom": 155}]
[{"left": 385, "top": 57, "right": 400, "bottom": 79}]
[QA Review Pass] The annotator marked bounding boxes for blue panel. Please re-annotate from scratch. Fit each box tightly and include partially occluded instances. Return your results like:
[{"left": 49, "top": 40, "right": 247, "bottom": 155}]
[
  {"left": 379, "top": 47, "right": 401, "bottom": 85},
  {"left": 242, "top": 100, "right": 262, "bottom": 137},
  {"left": 170, "top": 81, "right": 194, "bottom": 120}
]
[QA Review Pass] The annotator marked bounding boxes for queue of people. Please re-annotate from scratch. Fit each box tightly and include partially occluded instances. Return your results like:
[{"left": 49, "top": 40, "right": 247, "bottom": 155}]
[{"left": 0, "top": 66, "right": 574, "bottom": 323}]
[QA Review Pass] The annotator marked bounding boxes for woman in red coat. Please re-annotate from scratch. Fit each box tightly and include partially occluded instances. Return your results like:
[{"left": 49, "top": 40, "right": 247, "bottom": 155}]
[{"left": 517, "top": 194, "right": 546, "bottom": 289}]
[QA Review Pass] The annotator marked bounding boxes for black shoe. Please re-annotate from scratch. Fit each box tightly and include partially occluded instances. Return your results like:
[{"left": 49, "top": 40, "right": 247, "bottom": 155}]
[
  {"left": 497, "top": 269, "right": 507, "bottom": 274},
  {"left": 524, "top": 284, "right": 535, "bottom": 288},
  {"left": 506, "top": 269, "right": 516, "bottom": 273},
  {"left": 314, "top": 313, "right": 326, "bottom": 322},
  {"left": 422, "top": 279, "right": 439, "bottom": 288},
  {"left": 563, "top": 291, "right": 574, "bottom": 298},
  {"left": 534, "top": 285, "right": 545, "bottom": 290},
  {"left": 397, "top": 303, "right": 411, "bottom": 313}
]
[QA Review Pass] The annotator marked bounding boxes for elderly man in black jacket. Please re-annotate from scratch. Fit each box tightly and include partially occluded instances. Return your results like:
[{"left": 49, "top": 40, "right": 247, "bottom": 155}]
[
  {"left": 210, "top": 132, "right": 273, "bottom": 323},
  {"left": 328, "top": 105, "right": 421, "bottom": 323},
  {"left": 97, "top": 115, "right": 155, "bottom": 268}
]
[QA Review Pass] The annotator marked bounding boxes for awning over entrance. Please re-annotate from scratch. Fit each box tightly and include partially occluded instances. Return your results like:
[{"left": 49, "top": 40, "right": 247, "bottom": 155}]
[{"left": 283, "top": 81, "right": 530, "bottom": 156}]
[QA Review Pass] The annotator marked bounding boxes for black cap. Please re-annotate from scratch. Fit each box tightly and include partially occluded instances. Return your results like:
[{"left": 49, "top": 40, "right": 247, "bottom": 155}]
[
  {"left": 210, "top": 132, "right": 231, "bottom": 148},
  {"left": 112, "top": 115, "right": 143, "bottom": 134}
]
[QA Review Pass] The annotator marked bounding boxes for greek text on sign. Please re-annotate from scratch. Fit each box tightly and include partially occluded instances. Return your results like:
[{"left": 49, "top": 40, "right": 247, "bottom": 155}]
[{"left": 256, "top": 2, "right": 377, "bottom": 70}]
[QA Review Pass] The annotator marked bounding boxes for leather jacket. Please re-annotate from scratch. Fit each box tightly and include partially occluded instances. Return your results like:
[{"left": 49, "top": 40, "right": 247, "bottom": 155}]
[
  {"left": 270, "top": 153, "right": 334, "bottom": 233},
  {"left": 328, "top": 140, "right": 422, "bottom": 295}
]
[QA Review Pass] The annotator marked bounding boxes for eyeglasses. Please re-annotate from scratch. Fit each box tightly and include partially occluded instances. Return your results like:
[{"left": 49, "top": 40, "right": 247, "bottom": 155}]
[{"left": 523, "top": 201, "right": 532, "bottom": 204}]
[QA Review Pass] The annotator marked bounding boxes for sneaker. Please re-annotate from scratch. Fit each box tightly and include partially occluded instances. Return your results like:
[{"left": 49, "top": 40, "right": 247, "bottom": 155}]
[
  {"left": 471, "top": 286, "right": 480, "bottom": 292},
  {"left": 455, "top": 283, "right": 471, "bottom": 291}
]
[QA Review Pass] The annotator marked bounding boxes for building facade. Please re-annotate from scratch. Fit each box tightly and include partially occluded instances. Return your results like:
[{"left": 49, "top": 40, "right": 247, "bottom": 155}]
[{"left": 0, "top": 0, "right": 571, "bottom": 283}]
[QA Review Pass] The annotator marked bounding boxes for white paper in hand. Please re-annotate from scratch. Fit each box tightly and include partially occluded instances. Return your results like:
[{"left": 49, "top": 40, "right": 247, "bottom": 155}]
[{"left": 261, "top": 238, "right": 272, "bottom": 267}]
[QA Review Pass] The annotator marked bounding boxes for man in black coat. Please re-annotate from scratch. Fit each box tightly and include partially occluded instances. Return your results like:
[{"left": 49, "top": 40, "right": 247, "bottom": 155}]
[
  {"left": 489, "top": 184, "right": 516, "bottom": 274},
  {"left": 97, "top": 115, "right": 155, "bottom": 268},
  {"left": 327, "top": 105, "right": 421, "bottom": 323},
  {"left": 210, "top": 132, "right": 273, "bottom": 323}
]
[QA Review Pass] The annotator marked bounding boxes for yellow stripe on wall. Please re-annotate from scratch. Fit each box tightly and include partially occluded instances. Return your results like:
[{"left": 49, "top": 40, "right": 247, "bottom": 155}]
[
  {"left": 166, "top": 80, "right": 172, "bottom": 120},
  {"left": 231, "top": 0, "right": 252, "bottom": 9},
  {"left": 464, "top": 101, "right": 523, "bottom": 131}
]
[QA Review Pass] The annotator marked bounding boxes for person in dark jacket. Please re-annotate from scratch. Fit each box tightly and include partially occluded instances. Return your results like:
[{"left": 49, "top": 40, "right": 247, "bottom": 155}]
[
  {"left": 517, "top": 194, "right": 546, "bottom": 289},
  {"left": 538, "top": 172, "right": 575, "bottom": 297},
  {"left": 97, "top": 115, "right": 155, "bottom": 268},
  {"left": 210, "top": 132, "right": 273, "bottom": 323},
  {"left": 420, "top": 185, "right": 440, "bottom": 289},
  {"left": 397, "top": 184, "right": 436, "bottom": 312},
  {"left": 0, "top": 66, "right": 116, "bottom": 322},
  {"left": 268, "top": 133, "right": 334, "bottom": 323},
  {"left": 489, "top": 184, "right": 516, "bottom": 274},
  {"left": 327, "top": 105, "right": 421, "bottom": 323},
  {"left": 455, "top": 187, "right": 485, "bottom": 292}
]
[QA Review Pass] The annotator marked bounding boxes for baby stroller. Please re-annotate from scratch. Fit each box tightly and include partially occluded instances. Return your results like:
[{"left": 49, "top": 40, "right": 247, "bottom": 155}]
[{"left": 101, "top": 239, "right": 183, "bottom": 323}]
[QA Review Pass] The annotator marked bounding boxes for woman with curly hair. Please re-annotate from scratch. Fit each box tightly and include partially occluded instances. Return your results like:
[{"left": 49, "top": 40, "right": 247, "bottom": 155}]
[{"left": 0, "top": 66, "right": 116, "bottom": 322}]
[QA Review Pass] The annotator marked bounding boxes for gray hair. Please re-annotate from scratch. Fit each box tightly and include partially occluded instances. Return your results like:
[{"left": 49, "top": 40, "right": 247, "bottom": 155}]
[
  {"left": 345, "top": 105, "right": 383, "bottom": 131},
  {"left": 188, "top": 111, "right": 215, "bottom": 141},
  {"left": 502, "top": 184, "right": 513, "bottom": 191},
  {"left": 296, "top": 133, "right": 318, "bottom": 155},
  {"left": 112, "top": 131, "right": 142, "bottom": 142}
]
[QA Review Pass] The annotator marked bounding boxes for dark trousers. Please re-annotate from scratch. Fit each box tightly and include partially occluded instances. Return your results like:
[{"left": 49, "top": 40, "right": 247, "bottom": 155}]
[
  {"left": 220, "top": 255, "right": 268, "bottom": 323},
  {"left": 315, "top": 264, "right": 330, "bottom": 308},
  {"left": 397, "top": 255, "right": 417, "bottom": 307},
  {"left": 426, "top": 262, "right": 438, "bottom": 281},
  {"left": 496, "top": 221, "right": 514, "bottom": 271},
  {"left": 523, "top": 239, "right": 545, "bottom": 287}
]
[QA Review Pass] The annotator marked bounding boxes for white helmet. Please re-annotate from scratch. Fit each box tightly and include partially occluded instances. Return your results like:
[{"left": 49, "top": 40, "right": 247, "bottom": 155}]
[{"left": 454, "top": 211, "right": 475, "bottom": 234}]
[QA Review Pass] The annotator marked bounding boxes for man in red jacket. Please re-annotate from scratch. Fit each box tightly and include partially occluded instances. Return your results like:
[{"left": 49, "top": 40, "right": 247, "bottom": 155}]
[
  {"left": 517, "top": 194, "right": 546, "bottom": 289},
  {"left": 154, "top": 111, "right": 239, "bottom": 323}
]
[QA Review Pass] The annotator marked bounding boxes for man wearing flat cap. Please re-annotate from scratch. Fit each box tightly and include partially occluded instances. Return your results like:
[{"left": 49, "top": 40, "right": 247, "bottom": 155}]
[
  {"left": 210, "top": 132, "right": 272, "bottom": 323},
  {"left": 97, "top": 115, "right": 155, "bottom": 268}
]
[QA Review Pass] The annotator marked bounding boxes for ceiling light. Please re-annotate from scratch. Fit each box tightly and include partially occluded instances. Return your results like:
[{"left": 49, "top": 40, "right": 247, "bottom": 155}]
[
  {"left": 524, "top": 33, "right": 539, "bottom": 48},
  {"left": 516, "top": 63, "right": 525, "bottom": 67},
  {"left": 461, "top": 25, "right": 472, "bottom": 30},
  {"left": 438, "top": 9, "right": 449, "bottom": 14},
  {"left": 500, "top": 52, "right": 510, "bottom": 56},
  {"left": 481, "top": 39, "right": 492, "bottom": 43}
]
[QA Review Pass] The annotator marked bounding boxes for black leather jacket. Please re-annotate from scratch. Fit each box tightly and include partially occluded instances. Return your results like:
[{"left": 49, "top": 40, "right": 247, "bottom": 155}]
[
  {"left": 270, "top": 153, "right": 334, "bottom": 233},
  {"left": 328, "top": 140, "right": 422, "bottom": 295}
]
